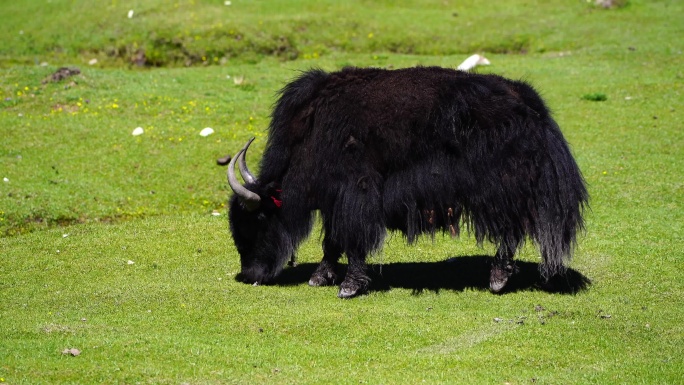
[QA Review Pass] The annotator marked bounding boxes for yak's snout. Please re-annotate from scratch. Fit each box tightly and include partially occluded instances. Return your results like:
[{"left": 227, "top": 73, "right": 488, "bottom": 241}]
[{"left": 236, "top": 259, "right": 284, "bottom": 286}]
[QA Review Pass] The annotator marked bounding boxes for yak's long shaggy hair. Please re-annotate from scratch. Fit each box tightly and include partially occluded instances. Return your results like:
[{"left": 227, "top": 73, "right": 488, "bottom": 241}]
[{"left": 230, "top": 66, "right": 588, "bottom": 284}]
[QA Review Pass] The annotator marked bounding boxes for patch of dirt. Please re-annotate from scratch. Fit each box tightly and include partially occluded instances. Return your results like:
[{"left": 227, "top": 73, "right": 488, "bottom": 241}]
[
  {"left": 61, "top": 348, "right": 81, "bottom": 356},
  {"left": 593, "top": 0, "right": 628, "bottom": 9},
  {"left": 43, "top": 67, "right": 81, "bottom": 84}
]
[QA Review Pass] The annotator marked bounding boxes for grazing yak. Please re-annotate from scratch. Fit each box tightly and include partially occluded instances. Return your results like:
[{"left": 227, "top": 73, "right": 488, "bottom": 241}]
[{"left": 226, "top": 66, "right": 588, "bottom": 298}]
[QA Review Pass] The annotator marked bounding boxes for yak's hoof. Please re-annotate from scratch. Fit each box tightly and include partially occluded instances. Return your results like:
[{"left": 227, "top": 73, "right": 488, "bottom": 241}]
[
  {"left": 308, "top": 266, "right": 337, "bottom": 287},
  {"left": 338, "top": 279, "right": 369, "bottom": 299},
  {"left": 308, "top": 272, "right": 336, "bottom": 287},
  {"left": 489, "top": 263, "right": 516, "bottom": 293}
]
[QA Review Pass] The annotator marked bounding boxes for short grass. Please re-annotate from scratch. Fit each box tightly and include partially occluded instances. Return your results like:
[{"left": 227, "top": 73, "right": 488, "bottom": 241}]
[{"left": 1, "top": 0, "right": 683, "bottom": 384}]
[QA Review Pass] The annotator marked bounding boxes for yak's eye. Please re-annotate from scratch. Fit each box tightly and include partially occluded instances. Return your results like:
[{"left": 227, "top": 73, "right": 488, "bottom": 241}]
[{"left": 237, "top": 224, "right": 258, "bottom": 242}]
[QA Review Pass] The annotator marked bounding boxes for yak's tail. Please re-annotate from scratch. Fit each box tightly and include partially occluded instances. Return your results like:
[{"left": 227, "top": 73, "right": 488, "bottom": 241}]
[{"left": 535, "top": 120, "right": 589, "bottom": 278}]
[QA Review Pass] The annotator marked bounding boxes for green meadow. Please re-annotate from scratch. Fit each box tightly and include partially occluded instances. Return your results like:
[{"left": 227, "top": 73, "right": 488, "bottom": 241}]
[{"left": 1, "top": 0, "right": 682, "bottom": 383}]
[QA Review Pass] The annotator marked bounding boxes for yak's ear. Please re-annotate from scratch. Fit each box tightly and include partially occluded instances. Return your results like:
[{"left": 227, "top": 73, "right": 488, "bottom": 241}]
[{"left": 265, "top": 182, "right": 283, "bottom": 210}]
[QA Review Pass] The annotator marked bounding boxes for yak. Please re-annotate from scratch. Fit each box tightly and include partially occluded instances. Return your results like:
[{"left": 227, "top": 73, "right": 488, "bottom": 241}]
[{"left": 225, "top": 66, "right": 588, "bottom": 298}]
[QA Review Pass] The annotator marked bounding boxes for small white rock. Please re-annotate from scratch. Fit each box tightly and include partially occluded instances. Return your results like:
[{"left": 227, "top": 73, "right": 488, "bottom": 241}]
[
  {"left": 199, "top": 127, "right": 214, "bottom": 137},
  {"left": 132, "top": 127, "right": 144, "bottom": 136},
  {"left": 88, "top": 58, "right": 98, "bottom": 65},
  {"left": 211, "top": 210, "right": 221, "bottom": 216},
  {"left": 2, "top": 177, "right": 8, "bottom": 183},
  {"left": 224, "top": 0, "right": 231, "bottom": 5},
  {"left": 127, "top": 10, "right": 134, "bottom": 18},
  {"left": 127, "top": 260, "right": 135, "bottom": 265},
  {"left": 62, "top": 234, "right": 69, "bottom": 238}
]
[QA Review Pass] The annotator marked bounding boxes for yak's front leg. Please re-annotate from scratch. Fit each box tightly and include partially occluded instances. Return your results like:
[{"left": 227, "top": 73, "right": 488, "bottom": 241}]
[
  {"left": 490, "top": 241, "right": 519, "bottom": 293},
  {"left": 334, "top": 205, "right": 382, "bottom": 298},
  {"left": 332, "top": 172, "right": 384, "bottom": 298},
  {"left": 309, "top": 234, "right": 342, "bottom": 287}
]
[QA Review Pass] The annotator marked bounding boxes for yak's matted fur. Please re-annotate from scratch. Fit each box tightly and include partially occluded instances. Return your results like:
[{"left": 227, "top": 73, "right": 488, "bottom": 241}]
[{"left": 228, "top": 66, "right": 588, "bottom": 298}]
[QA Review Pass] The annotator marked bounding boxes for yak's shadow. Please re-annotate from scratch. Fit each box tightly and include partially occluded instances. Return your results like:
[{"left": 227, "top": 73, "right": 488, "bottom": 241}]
[{"left": 276, "top": 255, "right": 590, "bottom": 295}]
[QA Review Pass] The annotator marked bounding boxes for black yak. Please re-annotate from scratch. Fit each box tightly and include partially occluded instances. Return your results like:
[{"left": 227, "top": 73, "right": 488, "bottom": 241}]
[{"left": 226, "top": 66, "right": 588, "bottom": 298}]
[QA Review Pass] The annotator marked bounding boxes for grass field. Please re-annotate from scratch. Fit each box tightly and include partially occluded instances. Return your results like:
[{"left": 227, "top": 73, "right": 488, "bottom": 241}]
[{"left": 1, "top": 0, "right": 683, "bottom": 384}]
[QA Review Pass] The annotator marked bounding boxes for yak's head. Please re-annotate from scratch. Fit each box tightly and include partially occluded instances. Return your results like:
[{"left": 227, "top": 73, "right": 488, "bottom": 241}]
[{"left": 227, "top": 138, "right": 292, "bottom": 285}]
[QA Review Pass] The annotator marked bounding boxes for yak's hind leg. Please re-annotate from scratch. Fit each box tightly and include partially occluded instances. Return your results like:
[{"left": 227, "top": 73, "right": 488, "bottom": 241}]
[
  {"left": 338, "top": 248, "right": 371, "bottom": 298},
  {"left": 309, "top": 233, "right": 342, "bottom": 287},
  {"left": 490, "top": 241, "right": 520, "bottom": 293}
]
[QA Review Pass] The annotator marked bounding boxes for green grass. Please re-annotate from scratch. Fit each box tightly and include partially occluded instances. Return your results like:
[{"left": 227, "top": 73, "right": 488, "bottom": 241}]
[
  {"left": 2, "top": 0, "right": 681, "bottom": 66},
  {"left": 1, "top": 0, "right": 683, "bottom": 384}
]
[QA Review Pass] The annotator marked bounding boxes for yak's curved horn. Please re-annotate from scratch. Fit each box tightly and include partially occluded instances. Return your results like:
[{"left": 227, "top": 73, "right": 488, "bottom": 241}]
[
  {"left": 227, "top": 148, "right": 261, "bottom": 211},
  {"left": 238, "top": 137, "right": 257, "bottom": 184}
]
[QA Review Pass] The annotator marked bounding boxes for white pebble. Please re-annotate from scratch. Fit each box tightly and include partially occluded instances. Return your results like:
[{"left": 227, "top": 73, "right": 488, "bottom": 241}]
[
  {"left": 200, "top": 127, "right": 214, "bottom": 137},
  {"left": 88, "top": 58, "right": 98, "bottom": 65},
  {"left": 127, "top": 260, "right": 135, "bottom": 265},
  {"left": 132, "top": 127, "right": 144, "bottom": 136},
  {"left": 128, "top": 10, "right": 134, "bottom": 18},
  {"left": 2, "top": 177, "right": 8, "bottom": 183}
]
